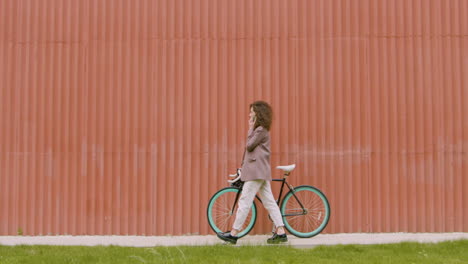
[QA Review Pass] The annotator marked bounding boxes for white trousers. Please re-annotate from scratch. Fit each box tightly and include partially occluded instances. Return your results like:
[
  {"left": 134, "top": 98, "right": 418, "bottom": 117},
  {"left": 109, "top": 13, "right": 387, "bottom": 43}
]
[{"left": 233, "top": 179, "right": 285, "bottom": 231}]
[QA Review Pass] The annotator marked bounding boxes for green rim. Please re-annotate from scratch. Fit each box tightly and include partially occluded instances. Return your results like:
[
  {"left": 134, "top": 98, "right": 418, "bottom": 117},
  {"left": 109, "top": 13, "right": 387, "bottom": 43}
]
[
  {"left": 281, "top": 186, "right": 330, "bottom": 238},
  {"left": 207, "top": 187, "right": 257, "bottom": 238}
]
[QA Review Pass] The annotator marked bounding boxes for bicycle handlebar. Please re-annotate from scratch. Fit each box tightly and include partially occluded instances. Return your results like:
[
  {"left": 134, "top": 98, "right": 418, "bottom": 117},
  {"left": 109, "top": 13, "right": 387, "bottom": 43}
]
[{"left": 227, "top": 168, "right": 242, "bottom": 183}]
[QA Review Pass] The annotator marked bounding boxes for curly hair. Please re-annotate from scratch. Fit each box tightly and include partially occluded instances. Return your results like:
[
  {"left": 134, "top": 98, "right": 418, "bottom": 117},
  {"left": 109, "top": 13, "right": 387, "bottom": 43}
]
[{"left": 250, "top": 101, "right": 273, "bottom": 131}]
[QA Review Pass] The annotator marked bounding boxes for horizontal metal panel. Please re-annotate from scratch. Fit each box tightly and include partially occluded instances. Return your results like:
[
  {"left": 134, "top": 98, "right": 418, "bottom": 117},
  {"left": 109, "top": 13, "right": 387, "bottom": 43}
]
[{"left": 0, "top": 0, "right": 467, "bottom": 235}]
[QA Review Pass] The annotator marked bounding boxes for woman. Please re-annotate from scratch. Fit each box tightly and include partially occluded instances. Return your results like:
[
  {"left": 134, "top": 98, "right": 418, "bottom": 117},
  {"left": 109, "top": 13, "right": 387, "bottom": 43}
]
[{"left": 217, "top": 101, "right": 287, "bottom": 244}]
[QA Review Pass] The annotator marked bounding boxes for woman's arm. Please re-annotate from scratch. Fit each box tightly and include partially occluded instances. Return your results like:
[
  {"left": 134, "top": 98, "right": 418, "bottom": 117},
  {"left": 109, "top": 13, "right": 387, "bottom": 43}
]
[{"left": 245, "top": 127, "right": 267, "bottom": 152}]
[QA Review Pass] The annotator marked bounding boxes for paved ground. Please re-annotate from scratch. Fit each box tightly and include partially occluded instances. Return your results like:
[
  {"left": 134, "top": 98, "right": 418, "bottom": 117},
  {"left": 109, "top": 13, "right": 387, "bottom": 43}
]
[{"left": 1, "top": 233, "right": 467, "bottom": 248}]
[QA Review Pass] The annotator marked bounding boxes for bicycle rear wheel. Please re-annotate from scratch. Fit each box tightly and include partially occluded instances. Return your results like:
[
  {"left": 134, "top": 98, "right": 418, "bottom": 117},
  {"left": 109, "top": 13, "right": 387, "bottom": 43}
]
[
  {"left": 281, "top": 185, "right": 330, "bottom": 238},
  {"left": 207, "top": 187, "right": 257, "bottom": 238}
]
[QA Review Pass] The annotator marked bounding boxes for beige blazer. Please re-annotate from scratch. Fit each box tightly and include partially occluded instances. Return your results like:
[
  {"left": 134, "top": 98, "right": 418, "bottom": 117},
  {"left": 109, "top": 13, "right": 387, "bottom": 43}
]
[{"left": 240, "top": 126, "right": 271, "bottom": 182}]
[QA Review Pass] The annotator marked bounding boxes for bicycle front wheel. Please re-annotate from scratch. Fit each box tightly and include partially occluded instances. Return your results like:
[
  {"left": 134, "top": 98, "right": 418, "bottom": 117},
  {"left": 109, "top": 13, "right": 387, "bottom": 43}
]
[
  {"left": 281, "top": 185, "right": 330, "bottom": 238},
  {"left": 207, "top": 187, "right": 257, "bottom": 238}
]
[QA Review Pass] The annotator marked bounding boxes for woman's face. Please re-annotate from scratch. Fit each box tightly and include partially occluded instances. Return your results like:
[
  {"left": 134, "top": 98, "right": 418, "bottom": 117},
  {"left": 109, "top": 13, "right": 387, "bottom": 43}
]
[{"left": 249, "top": 107, "right": 256, "bottom": 121}]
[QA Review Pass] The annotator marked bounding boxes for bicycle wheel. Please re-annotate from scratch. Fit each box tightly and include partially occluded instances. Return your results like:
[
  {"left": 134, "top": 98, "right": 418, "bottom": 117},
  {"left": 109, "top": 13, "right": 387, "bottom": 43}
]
[
  {"left": 281, "top": 185, "right": 330, "bottom": 238},
  {"left": 207, "top": 187, "right": 257, "bottom": 238}
]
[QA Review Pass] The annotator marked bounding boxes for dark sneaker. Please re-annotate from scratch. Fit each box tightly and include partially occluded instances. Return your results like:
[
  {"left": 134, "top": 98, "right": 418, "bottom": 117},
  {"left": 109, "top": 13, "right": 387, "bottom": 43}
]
[
  {"left": 217, "top": 232, "right": 238, "bottom": 244},
  {"left": 267, "top": 233, "right": 288, "bottom": 244}
]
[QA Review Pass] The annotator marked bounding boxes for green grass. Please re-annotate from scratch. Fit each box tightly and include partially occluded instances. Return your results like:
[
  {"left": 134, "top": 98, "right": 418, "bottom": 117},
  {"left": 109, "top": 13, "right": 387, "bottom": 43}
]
[{"left": 0, "top": 240, "right": 467, "bottom": 264}]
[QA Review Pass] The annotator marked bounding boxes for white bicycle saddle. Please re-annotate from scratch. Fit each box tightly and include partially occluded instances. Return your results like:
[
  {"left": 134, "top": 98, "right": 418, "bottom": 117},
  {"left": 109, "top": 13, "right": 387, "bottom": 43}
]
[{"left": 276, "top": 164, "right": 296, "bottom": 172}]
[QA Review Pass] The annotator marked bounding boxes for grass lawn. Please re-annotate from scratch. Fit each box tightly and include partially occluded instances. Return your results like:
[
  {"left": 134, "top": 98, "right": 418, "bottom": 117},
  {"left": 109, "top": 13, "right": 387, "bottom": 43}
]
[{"left": 0, "top": 240, "right": 467, "bottom": 264}]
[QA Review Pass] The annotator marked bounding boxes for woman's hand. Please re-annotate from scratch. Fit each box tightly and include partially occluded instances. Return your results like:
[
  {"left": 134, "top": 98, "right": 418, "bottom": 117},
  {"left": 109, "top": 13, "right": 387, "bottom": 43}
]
[{"left": 249, "top": 116, "right": 256, "bottom": 129}]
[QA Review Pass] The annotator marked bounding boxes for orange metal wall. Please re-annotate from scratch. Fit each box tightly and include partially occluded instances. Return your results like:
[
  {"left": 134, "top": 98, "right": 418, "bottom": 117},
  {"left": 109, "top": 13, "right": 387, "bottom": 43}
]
[{"left": 1, "top": 0, "right": 467, "bottom": 236}]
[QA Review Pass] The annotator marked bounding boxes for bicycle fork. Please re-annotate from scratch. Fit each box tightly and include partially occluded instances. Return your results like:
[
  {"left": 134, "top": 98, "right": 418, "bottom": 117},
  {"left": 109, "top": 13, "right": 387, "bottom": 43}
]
[{"left": 230, "top": 187, "right": 243, "bottom": 215}]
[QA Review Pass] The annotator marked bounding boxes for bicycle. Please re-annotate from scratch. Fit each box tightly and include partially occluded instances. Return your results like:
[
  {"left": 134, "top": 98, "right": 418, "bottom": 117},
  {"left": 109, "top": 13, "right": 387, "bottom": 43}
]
[{"left": 207, "top": 164, "right": 331, "bottom": 238}]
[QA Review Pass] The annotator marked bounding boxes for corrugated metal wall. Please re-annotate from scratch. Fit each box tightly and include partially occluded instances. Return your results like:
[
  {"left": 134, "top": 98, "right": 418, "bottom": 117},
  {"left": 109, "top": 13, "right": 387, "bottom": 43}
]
[{"left": 0, "top": 0, "right": 467, "bottom": 236}]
